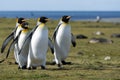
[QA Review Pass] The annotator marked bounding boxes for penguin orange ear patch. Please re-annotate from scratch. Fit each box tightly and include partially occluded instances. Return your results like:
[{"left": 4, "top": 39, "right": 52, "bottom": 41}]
[
  {"left": 37, "top": 18, "right": 40, "bottom": 21},
  {"left": 16, "top": 18, "right": 18, "bottom": 22}
]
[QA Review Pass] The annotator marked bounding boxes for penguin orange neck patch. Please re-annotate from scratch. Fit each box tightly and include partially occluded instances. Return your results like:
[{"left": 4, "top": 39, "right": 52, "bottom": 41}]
[
  {"left": 62, "top": 23, "right": 69, "bottom": 27},
  {"left": 39, "top": 23, "right": 45, "bottom": 28},
  {"left": 18, "top": 25, "right": 22, "bottom": 28},
  {"left": 22, "top": 29, "right": 29, "bottom": 33}
]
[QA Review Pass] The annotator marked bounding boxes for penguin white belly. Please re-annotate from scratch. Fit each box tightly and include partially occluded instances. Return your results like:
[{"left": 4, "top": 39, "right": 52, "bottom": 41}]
[
  {"left": 18, "top": 32, "right": 29, "bottom": 67},
  {"left": 55, "top": 25, "right": 71, "bottom": 61},
  {"left": 14, "top": 27, "right": 22, "bottom": 63},
  {"left": 28, "top": 27, "right": 48, "bottom": 67}
]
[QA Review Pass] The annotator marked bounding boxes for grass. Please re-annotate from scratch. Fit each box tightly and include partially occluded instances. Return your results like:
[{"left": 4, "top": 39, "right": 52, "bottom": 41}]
[{"left": 0, "top": 18, "right": 120, "bottom": 80}]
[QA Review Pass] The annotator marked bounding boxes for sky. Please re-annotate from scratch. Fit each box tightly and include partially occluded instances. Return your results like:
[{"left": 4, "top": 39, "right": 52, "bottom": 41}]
[{"left": 0, "top": 0, "right": 120, "bottom": 11}]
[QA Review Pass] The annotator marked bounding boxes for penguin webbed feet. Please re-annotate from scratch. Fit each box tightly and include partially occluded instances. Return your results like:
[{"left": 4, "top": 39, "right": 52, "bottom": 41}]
[
  {"left": 27, "top": 66, "right": 37, "bottom": 70},
  {"left": 18, "top": 65, "right": 27, "bottom": 70},
  {"left": 61, "top": 60, "right": 72, "bottom": 65},
  {"left": 41, "top": 65, "right": 46, "bottom": 70},
  {"left": 58, "top": 64, "right": 62, "bottom": 69},
  {"left": 27, "top": 66, "right": 45, "bottom": 70}
]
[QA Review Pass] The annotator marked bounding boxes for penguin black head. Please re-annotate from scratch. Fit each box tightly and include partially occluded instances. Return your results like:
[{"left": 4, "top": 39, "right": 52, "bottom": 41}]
[
  {"left": 62, "top": 15, "right": 71, "bottom": 23},
  {"left": 21, "top": 22, "right": 29, "bottom": 29},
  {"left": 39, "top": 17, "right": 49, "bottom": 23},
  {"left": 18, "top": 17, "right": 26, "bottom": 24}
]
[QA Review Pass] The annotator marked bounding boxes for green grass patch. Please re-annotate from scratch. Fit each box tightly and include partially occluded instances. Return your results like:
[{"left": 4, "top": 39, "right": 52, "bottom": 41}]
[{"left": 0, "top": 18, "right": 120, "bottom": 80}]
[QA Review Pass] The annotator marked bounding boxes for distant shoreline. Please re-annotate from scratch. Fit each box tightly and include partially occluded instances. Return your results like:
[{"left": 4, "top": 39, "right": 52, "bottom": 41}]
[
  {"left": 100, "top": 18, "right": 120, "bottom": 22},
  {"left": 78, "top": 18, "right": 120, "bottom": 23},
  {"left": 0, "top": 11, "right": 120, "bottom": 21}
]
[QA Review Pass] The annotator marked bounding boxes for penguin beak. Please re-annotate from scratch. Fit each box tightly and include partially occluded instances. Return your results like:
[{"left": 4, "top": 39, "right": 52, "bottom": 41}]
[
  {"left": 22, "top": 19, "right": 27, "bottom": 22},
  {"left": 45, "top": 18, "right": 50, "bottom": 22},
  {"left": 66, "top": 16, "right": 71, "bottom": 19},
  {"left": 22, "top": 19, "right": 26, "bottom": 22}
]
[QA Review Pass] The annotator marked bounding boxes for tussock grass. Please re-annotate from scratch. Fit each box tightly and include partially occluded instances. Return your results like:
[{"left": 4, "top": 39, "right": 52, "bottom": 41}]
[{"left": 0, "top": 18, "right": 120, "bottom": 80}]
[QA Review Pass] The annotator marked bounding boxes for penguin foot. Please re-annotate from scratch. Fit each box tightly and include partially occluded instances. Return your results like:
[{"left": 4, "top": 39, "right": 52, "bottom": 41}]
[
  {"left": 58, "top": 64, "right": 62, "bottom": 68},
  {"left": 18, "top": 65, "right": 27, "bottom": 69},
  {"left": 22, "top": 65, "right": 27, "bottom": 69},
  {"left": 27, "top": 67, "right": 32, "bottom": 70},
  {"left": 61, "top": 60, "right": 71, "bottom": 65},
  {"left": 41, "top": 66, "right": 46, "bottom": 69}
]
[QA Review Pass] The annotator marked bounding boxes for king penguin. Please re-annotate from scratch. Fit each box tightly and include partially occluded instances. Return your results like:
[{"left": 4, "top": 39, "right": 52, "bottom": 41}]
[
  {"left": 14, "top": 18, "right": 26, "bottom": 64},
  {"left": 52, "top": 15, "right": 76, "bottom": 68},
  {"left": 17, "top": 22, "right": 29, "bottom": 69},
  {"left": 27, "top": 17, "right": 49, "bottom": 70},
  {"left": 3, "top": 22, "right": 29, "bottom": 68},
  {"left": 1, "top": 18, "right": 26, "bottom": 53},
  {"left": 1, "top": 18, "right": 26, "bottom": 64}
]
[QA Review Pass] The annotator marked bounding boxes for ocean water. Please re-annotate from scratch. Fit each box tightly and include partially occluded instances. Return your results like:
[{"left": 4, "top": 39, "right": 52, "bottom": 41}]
[{"left": 0, "top": 11, "right": 120, "bottom": 20}]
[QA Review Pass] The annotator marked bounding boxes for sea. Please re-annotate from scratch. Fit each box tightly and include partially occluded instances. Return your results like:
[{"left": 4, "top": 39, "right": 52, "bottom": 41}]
[{"left": 0, "top": 11, "right": 120, "bottom": 20}]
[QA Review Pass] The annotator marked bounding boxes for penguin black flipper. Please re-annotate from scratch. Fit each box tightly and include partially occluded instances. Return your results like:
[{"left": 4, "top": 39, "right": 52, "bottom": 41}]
[
  {"left": 6, "top": 30, "right": 22, "bottom": 59},
  {"left": 52, "top": 23, "right": 62, "bottom": 40},
  {"left": 6, "top": 37, "right": 17, "bottom": 59},
  {"left": 1, "top": 32, "right": 14, "bottom": 53},
  {"left": 71, "top": 33, "right": 76, "bottom": 47},
  {"left": 0, "top": 30, "right": 21, "bottom": 63},
  {"left": 1, "top": 27, "right": 17, "bottom": 53},
  {"left": 18, "top": 26, "right": 38, "bottom": 55},
  {"left": 48, "top": 37, "right": 54, "bottom": 54},
  {"left": 31, "top": 25, "right": 38, "bottom": 34}
]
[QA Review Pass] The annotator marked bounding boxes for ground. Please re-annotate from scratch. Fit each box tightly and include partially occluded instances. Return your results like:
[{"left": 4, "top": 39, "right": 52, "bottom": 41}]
[{"left": 0, "top": 18, "right": 120, "bottom": 80}]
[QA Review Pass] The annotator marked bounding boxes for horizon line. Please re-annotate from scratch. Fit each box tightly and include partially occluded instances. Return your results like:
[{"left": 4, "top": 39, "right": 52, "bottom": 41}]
[{"left": 0, "top": 10, "right": 120, "bottom": 12}]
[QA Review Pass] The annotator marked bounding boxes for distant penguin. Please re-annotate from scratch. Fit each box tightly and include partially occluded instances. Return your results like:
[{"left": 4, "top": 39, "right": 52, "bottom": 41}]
[
  {"left": 27, "top": 17, "right": 49, "bottom": 70},
  {"left": 17, "top": 22, "right": 29, "bottom": 69},
  {"left": 52, "top": 16, "right": 76, "bottom": 68}
]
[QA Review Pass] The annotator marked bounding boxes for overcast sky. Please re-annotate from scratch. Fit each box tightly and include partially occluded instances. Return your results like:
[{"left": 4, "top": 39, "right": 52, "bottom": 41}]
[{"left": 0, "top": 0, "right": 120, "bottom": 11}]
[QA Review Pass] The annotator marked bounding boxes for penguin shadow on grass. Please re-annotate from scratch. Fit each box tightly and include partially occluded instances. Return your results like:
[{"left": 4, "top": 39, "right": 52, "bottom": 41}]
[
  {"left": 47, "top": 67, "right": 70, "bottom": 71},
  {"left": 46, "top": 61, "right": 74, "bottom": 71}
]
